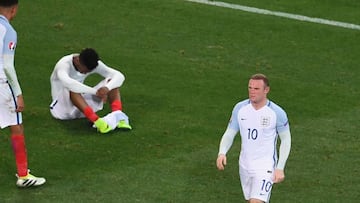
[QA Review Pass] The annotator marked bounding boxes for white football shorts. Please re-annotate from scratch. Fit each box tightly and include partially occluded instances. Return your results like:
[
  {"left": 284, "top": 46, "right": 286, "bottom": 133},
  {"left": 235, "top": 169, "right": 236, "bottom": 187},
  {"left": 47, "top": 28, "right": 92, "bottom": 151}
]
[
  {"left": 49, "top": 80, "right": 108, "bottom": 120},
  {"left": 0, "top": 80, "right": 22, "bottom": 128},
  {"left": 239, "top": 166, "right": 274, "bottom": 202}
]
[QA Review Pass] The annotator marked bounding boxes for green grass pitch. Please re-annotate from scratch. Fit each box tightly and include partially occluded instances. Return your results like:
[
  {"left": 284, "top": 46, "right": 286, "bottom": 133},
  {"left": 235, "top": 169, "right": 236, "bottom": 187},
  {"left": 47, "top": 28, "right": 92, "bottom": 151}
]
[{"left": 0, "top": 0, "right": 359, "bottom": 202}]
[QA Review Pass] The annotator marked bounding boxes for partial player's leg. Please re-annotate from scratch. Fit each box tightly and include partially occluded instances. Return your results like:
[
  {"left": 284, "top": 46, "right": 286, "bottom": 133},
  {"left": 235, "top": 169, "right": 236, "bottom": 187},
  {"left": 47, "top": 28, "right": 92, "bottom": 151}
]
[
  {"left": 70, "top": 92, "right": 111, "bottom": 133},
  {"left": 10, "top": 124, "right": 46, "bottom": 187},
  {"left": 107, "top": 88, "right": 122, "bottom": 108},
  {"left": 249, "top": 170, "right": 274, "bottom": 203},
  {"left": 240, "top": 166, "right": 252, "bottom": 201},
  {"left": 107, "top": 87, "right": 132, "bottom": 130},
  {"left": 69, "top": 91, "right": 92, "bottom": 112}
]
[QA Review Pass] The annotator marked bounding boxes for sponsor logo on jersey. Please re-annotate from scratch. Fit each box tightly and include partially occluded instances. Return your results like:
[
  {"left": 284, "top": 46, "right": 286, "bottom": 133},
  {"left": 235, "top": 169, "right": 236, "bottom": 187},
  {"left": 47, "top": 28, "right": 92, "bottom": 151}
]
[{"left": 8, "top": 41, "right": 16, "bottom": 51}]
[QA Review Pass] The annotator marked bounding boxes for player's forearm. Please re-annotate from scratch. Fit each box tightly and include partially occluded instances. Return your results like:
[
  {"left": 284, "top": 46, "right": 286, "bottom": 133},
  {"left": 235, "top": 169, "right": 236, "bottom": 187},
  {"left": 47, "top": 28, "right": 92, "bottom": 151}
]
[
  {"left": 218, "top": 128, "right": 237, "bottom": 155},
  {"left": 96, "top": 61, "right": 125, "bottom": 90},
  {"left": 105, "top": 71, "right": 125, "bottom": 90},
  {"left": 67, "top": 81, "right": 97, "bottom": 95},
  {"left": 3, "top": 54, "right": 22, "bottom": 96},
  {"left": 276, "top": 130, "right": 291, "bottom": 170},
  {"left": 57, "top": 71, "right": 96, "bottom": 94}
]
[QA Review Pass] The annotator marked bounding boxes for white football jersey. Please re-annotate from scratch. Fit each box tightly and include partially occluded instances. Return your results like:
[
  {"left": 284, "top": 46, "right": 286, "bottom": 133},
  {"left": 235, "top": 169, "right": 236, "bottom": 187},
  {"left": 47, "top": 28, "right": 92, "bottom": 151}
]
[
  {"left": 0, "top": 15, "right": 16, "bottom": 79},
  {"left": 228, "top": 99, "right": 289, "bottom": 170},
  {"left": 50, "top": 54, "right": 125, "bottom": 101}
]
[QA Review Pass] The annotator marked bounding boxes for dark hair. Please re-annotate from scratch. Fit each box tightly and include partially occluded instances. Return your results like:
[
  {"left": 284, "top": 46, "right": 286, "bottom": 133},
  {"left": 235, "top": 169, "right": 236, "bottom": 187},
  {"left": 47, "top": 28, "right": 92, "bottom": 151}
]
[
  {"left": 250, "top": 73, "right": 270, "bottom": 87},
  {"left": 0, "top": 0, "right": 18, "bottom": 7},
  {"left": 79, "top": 48, "right": 99, "bottom": 71}
]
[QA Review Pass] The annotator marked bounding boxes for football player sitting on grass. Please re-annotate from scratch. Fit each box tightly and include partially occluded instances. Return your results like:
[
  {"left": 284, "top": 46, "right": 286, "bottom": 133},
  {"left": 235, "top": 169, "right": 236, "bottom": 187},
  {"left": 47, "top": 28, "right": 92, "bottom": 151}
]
[{"left": 49, "top": 48, "right": 132, "bottom": 133}]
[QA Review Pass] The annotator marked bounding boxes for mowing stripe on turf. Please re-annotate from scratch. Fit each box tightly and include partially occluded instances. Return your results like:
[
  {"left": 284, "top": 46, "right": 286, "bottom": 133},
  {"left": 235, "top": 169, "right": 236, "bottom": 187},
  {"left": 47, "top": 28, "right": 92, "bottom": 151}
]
[{"left": 185, "top": 0, "right": 360, "bottom": 31}]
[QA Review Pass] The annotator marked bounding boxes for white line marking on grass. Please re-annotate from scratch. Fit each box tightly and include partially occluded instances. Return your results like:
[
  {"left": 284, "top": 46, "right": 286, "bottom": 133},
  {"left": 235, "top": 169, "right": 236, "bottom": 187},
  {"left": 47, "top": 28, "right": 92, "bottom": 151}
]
[{"left": 185, "top": 0, "right": 360, "bottom": 31}]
